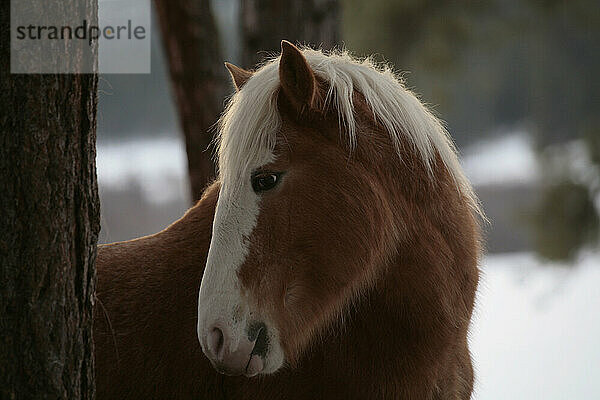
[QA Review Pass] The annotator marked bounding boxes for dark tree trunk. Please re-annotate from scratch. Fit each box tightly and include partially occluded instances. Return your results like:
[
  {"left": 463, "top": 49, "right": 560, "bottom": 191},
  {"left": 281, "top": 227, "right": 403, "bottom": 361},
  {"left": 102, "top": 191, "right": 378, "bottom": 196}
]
[
  {"left": 154, "top": 0, "right": 229, "bottom": 202},
  {"left": 240, "top": 0, "right": 340, "bottom": 67},
  {"left": 0, "top": 1, "right": 100, "bottom": 398}
]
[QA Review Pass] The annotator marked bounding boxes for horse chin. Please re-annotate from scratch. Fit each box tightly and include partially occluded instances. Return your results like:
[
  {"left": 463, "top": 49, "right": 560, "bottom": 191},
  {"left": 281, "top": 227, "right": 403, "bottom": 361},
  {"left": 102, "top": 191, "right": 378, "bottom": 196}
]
[{"left": 260, "top": 334, "right": 285, "bottom": 375}]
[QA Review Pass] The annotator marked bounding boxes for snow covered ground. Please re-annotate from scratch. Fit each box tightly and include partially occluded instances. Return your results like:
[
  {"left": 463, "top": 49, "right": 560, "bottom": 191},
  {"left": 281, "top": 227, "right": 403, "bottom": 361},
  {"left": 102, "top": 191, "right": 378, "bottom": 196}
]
[
  {"left": 461, "top": 131, "right": 539, "bottom": 186},
  {"left": 97, "top": 138, "right": 189, "bottom": 204},
  {"left": 472, "top": 252, "right": 600, "bottom": 399}
]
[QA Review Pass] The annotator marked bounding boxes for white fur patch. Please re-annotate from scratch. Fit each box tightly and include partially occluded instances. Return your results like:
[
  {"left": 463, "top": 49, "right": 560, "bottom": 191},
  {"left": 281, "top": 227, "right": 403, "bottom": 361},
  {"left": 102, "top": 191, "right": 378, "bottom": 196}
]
[{"left": 197, "top": 147, "right": 285, "bottom": 373}]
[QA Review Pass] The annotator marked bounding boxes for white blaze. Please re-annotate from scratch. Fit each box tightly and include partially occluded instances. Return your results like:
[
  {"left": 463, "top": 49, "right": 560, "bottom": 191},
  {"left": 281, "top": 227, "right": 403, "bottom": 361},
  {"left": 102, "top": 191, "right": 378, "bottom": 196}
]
[
  {"left": 197, "top": 181, "right": 260, "bottom": 350},
  {"left": 197, "top": 147, "right": 285, "bottom": 373}
]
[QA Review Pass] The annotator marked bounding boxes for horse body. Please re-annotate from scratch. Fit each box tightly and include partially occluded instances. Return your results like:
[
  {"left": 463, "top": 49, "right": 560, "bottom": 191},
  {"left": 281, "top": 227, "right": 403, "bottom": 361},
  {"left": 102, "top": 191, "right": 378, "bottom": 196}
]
[
  {"left": 94, "top": 184, "right": 220, "bottom": 399},
  {"left": 95, "top": 42, "right": 481, "bottom": 399}
]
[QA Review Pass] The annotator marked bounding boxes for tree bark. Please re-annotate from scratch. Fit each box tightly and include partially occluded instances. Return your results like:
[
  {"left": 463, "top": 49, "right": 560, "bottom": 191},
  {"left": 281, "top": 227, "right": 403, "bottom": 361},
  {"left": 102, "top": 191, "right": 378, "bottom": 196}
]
[
  {"left": 0, "top": 1, "right": 100, "bottom": 398},
  {"left": 154, "top": 0, "right": 229, "bottom": 202},
  {"left": 240, "top": 0, "right": 340, "bottom": 68}
]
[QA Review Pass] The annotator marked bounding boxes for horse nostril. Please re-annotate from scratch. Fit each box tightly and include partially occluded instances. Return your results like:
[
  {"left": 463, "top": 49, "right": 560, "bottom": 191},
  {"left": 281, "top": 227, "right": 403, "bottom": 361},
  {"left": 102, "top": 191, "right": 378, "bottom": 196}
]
[
  {"left": 252, "top": 326, "right": 269, "bottom": 357},
  {"left": 247, "top": 322, "right": 269, "bottom": 358},
  {"left": 207, "top": 326, "right": 225, "bottom": 359}
]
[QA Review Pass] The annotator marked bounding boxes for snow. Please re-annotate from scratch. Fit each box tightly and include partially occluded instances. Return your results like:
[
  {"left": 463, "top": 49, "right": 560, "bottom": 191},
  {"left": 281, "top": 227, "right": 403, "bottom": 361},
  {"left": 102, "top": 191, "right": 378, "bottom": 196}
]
[
  {"left": 472, "top": 252, "right": 600, "bottom": 399},
  {"left": 96, "top": 138, "right": 189, "bottom": 204},
  {"left": 461, "top": 131, "right": 539, "bottom": 186}
]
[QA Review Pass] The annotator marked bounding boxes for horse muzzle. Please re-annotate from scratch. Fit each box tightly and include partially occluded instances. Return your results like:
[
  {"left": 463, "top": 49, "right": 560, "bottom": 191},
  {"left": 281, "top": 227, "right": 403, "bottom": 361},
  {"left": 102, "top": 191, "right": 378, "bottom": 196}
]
[{"left": 202, "top": 321, "right": 269, "bottom": 377}]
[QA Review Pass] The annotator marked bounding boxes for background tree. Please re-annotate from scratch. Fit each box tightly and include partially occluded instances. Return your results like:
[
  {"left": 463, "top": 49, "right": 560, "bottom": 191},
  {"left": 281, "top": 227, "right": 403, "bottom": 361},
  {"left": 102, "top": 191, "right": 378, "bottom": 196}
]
[
  {"left": 240, "top": 0, "right": 340, "bottom": 67},
  {"left": 531, "top": 128, "right": 600, "bottom": 261},
  {"left": 154, "top": 0, "right": 229, "bottom": 201},
  {"left": 0, "top": 0, "right": 100, "bottom": 398}
]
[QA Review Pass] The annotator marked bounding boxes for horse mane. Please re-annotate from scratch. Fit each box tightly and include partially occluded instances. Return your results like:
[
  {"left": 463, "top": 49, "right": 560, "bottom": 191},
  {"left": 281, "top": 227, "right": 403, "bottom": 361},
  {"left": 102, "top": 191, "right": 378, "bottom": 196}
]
[{"left": 217, "top": 47, "right": 481, "bottom": 216}]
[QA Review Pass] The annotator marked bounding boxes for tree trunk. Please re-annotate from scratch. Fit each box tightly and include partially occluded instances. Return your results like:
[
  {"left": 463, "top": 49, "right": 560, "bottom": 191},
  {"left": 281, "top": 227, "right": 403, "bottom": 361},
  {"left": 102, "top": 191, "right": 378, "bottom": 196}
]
[
  {"left": 0, "top": 1, "right": 100, "bottom": 398},
  {"left": 154, "top": 0, "right": 229, "bottom": 202},
  {"left": 240, "top": 0, "right": 340, "bottom": 67}
]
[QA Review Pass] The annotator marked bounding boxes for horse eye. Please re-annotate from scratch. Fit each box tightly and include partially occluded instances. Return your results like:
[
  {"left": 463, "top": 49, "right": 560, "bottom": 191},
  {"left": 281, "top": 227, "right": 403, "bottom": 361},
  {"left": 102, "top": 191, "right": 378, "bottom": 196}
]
[{"left": 251, "top": 172, "right": 280, "bottom": 193}]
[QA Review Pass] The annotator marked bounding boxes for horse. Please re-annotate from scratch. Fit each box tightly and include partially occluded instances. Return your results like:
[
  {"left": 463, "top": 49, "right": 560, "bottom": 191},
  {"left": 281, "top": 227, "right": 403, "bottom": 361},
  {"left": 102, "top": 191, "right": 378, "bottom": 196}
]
[{"left": 94, "top": 41, "right": 482, "bottom": 399}]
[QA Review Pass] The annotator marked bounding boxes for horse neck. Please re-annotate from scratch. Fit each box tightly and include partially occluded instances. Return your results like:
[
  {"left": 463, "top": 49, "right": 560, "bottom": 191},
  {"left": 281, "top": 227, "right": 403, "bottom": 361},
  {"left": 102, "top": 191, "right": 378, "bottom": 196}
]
[
  {"left": 299, "top": 161, "right": 480, "bottom": 398},
  {"left": 298, "top": 239, "right": 477, "bottom": 399}
]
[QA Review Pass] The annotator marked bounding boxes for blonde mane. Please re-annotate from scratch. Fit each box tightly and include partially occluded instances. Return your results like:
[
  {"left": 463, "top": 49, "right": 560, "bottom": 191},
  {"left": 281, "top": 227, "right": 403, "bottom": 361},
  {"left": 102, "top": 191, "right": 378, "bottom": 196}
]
[{"left": 217, "top": 47, "right": 481, "bottom": 216}]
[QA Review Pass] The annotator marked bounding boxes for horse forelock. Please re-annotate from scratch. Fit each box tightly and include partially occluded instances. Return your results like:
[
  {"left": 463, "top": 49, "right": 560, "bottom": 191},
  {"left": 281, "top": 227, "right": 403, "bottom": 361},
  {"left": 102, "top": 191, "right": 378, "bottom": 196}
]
[{"left": 216, "top": 47, "right": 482, "bottom": 217}]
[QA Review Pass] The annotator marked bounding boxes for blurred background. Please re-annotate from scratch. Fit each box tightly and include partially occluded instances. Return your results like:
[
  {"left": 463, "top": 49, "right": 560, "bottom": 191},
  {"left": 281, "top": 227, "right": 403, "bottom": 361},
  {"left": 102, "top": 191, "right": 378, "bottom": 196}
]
[{"left": 96, "top": 0, "right": 599, "bottom": 398}]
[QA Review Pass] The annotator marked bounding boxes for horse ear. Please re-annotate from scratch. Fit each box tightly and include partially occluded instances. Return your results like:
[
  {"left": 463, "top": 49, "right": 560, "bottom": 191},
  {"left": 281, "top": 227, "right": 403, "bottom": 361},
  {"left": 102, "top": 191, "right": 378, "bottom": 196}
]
[
  {"left": 225, "top": 62, "right": 253, "bottom": 91},
  {"left": 279, "top": 40, "right": 317, "bottom": 110}
]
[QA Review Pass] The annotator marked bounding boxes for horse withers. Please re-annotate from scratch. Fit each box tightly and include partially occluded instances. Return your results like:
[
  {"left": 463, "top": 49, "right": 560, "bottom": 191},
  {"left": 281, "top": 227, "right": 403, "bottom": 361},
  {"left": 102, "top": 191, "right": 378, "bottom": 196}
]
[{"left": 95, "top": 41, "right": 481, "bottom": 399}]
